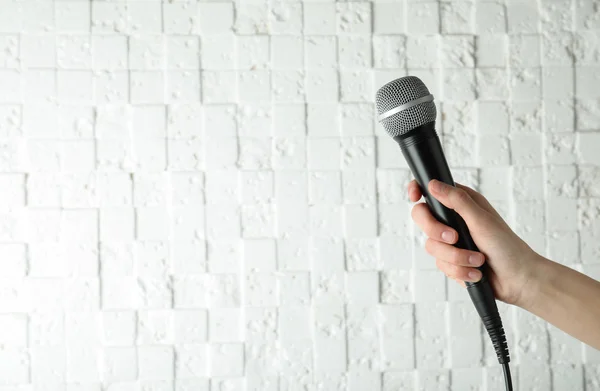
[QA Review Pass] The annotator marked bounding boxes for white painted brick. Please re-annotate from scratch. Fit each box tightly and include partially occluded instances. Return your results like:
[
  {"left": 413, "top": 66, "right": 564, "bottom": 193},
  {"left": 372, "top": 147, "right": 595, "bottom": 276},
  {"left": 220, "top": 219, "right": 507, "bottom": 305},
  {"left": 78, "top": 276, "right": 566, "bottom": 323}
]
[
  {"left": 239, "top": 70, "right": 271, "bottom": 103},
  {"left": 373, "top": 36, "right": 406, "bottom": 69},
  {"left": 542, "top": 32, "right": 574, "bottom": 66},
  {"left": 576, "top": 99, "right": 600, "bottom": 131},
  {"left": 345, "top": 272, "right": 379, "bottom": 306},
  {"left": 272, "top": 37, "right": 303, "bottom": 70},
  {"left": 307, "top": 104, "right": 340, "bottom": 137},
  {"left": 510, "top": 35, "right": 541, "bottom": 67},
  {"left": 545, "top": 100, "right": 574, "bottom": 132},
  {"left": 31, "top": 346, "right": 64, "bottom": 383},
  {"left": 553, "top": 364, "right": 584, "bottom": 390},
  {"left": 173, "top": 310, "right": 207, "bottom": 344},
  {"left": 129, "top": 35, "right": 164, "bottom": 70},
  {"left": 476, "top": 36, "right": 508, "bottom": 68},
  {"left": 510, "top": 101, "right": 543, "bottom": 133},
  {"left": 543, "top": 66, "right": 574, "bottom": 98},
  {"left": 279, "top": 272, "right": 311, "bottom": 306},
  {"left": 270, "top": 3, "right": 302, "bottom": 35},
  {"left": 406, "top": 36, "right": 439, "bottom": 69},
  {"left": 102, "top": 311, "right": 136, "bottom": 347},
  {"left": 209, "top": 344, "right": 244, "bottom": 377},
  {"left": 165, "top": 71, "right": 201, "bottom": 103},
  {"left": 304, "top": 3, "right": 336, "bottom": 35},
  {"left": 198, "top": 3, "right": 234, "bottom": 35},
  {"left": 406, "top": 1, "right": 439, "bottom": 35},
  {"left": 441, "top": 1, "right": 474, "bottom": 34},
  {"left": 373, "top": 3, "right": 405, "bottom": 34},
  {"left": 235, "top": 4, "right": 269, "bottom": 35},
  {"left": 0, "top": 0, "right": 23, "bottom": 33},
  {"left": 162, "top": 2, "right": 197, "bottom": 35},
  {"left": 205, "top": 205, "right": 240, "bottom": 239},
  {"left": 138, "top": 346, "right": 174, "bottom": 380},
  {"left": 176, "top": 379, "right": 209, "bottom": 391},
  {"left": 209, "top": 308, "right": 242, "bottom": 342},
  {"left": 94, "top": 71, "right": 129, "bottom": 104},
  {"left": 511, "top": 68, "right": 542, "bottom": 100},
  {"left": 546, "top": 132, "right": 576, "bottom": 164},
  {"left": 67, "top": 347, "right": 100, "bottom": 382},
  {"left": 508, "top": 1, "right": 540, "bottom": 34},
  {"left": 244, "top": 272, "right": 278, "bottom": 306},
  {"left": 237, "top": 36, "right": 269, "bottom": 70},
  {"left": 336, "top": 3, "right": 371, "bottom": 34},
  {"left": 102, "top": 347, "right": 136, "bottom": 383},
  {"left": 312, "top": 271, "right": 346, "bottom": 307},
  {"left": 309, "top": 237, "right": 344, "bottom": 273},
  {"left": 344, "top": 204, "right": 377, "bottom": 238},
  {"left": 441, "top": 36, "right": 474, "bottom": 68},
  {"left": 175, "top": 345, "right": 208, "bottom": 379},
  {"left": 128, "top": 2, "right": 161, "bottom": 34},
  {"left": 510, "top": 133, "right": 542, "bottom": 166}
]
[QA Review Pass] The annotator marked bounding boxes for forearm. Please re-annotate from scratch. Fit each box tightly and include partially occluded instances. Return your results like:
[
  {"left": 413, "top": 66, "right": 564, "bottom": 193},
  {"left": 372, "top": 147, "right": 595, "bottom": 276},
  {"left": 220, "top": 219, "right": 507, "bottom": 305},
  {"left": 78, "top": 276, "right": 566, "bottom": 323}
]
[{"left": 520, "top": 255, "right": 600, "bottom": 350}]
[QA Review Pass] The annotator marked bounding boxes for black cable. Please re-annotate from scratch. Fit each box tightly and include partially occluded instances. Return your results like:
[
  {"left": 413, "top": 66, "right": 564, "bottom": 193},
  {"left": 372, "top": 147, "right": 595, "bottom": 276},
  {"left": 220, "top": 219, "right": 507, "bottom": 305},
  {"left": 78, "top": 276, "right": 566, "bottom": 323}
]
[{"left": 502, "top": 363, "right": 513, "bottom": 391}]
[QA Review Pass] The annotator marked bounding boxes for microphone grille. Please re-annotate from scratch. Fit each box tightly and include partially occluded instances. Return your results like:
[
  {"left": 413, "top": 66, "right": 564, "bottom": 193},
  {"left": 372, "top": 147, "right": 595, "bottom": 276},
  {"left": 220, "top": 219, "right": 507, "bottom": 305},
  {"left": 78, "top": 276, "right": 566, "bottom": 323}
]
[{"left": 375, "top": 76, "right": 437, "bottom": 137}]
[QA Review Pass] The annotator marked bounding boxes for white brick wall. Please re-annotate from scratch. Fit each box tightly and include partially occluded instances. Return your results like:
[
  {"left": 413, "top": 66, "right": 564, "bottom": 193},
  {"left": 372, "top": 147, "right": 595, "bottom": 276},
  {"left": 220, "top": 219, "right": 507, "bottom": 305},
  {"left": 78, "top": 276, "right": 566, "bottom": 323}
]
[{"left": 0, "top": 0, "right": 598, "bottom": 389}]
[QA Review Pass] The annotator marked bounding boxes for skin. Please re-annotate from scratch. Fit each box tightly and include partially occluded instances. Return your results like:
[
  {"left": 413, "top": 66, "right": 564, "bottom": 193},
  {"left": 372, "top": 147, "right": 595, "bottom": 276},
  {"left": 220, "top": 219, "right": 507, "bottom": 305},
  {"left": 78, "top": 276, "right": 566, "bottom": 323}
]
[{"left": 409, "top": 179, "right": 600, "bottom": 350}]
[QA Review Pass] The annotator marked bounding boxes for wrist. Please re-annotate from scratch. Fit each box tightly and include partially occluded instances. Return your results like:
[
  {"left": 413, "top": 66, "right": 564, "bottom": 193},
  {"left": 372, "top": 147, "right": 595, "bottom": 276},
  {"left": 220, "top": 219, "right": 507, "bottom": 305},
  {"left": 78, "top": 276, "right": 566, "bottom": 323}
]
[{"left": 514, "top": 252, "right": 554, "bottom": 312}]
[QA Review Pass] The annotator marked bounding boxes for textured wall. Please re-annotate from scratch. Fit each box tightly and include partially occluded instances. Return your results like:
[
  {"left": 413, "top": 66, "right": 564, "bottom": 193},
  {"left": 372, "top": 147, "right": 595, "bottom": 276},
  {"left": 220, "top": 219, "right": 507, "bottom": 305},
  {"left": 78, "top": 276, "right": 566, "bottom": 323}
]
[{"left": 0, "top": 0, "right": 599, "bottom": 390}]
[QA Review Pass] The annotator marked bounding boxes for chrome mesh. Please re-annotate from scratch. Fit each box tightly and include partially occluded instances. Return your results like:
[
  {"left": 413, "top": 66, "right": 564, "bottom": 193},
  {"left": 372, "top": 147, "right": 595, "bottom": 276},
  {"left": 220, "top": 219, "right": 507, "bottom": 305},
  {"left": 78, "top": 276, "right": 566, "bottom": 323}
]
[{"left": 375, "top": 76, "right": 437, "bottom": 137}]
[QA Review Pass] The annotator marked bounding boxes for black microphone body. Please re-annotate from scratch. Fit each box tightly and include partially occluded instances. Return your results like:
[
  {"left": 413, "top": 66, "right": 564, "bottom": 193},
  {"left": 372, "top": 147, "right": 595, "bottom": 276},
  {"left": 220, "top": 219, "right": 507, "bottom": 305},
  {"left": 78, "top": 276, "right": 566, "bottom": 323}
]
[{"left": 396, "top": 121, "right": 510, "bottom": 364}]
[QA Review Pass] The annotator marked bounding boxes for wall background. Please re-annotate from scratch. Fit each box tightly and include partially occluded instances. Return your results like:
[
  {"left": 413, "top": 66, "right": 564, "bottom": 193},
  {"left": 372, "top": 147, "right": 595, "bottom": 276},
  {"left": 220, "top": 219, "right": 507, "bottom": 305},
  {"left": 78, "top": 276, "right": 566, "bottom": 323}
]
[{"left": 0, "top": 0, "right": 598, "bottom": 389}]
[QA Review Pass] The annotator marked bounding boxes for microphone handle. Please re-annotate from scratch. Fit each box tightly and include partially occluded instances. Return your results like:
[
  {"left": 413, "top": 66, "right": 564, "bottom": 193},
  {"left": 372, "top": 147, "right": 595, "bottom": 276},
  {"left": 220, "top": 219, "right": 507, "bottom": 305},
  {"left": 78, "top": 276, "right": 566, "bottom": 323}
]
[{"left": 395, "top": 122, "right": 510, "bottom": 364}]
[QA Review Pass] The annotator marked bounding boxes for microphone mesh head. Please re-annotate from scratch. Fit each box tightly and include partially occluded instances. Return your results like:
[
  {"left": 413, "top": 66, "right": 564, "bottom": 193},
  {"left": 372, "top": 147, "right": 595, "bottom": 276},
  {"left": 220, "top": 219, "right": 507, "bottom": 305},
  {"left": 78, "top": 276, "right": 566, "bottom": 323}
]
[{"left": 375, "top": 76, "right": 437, "bottom": 137}]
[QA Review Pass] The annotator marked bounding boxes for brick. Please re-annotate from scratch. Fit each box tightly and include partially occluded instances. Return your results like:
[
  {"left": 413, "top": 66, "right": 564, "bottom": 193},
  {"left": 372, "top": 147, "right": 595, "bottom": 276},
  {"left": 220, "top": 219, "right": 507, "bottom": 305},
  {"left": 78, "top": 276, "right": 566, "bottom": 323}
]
[
  {"left": 507, "top": 1, "right": 540, "bottom": 34},
  {"left": 198, "top": 3, "right": 234, "bottom": 35},
  {"left": 304, "top": 3, "right": 336, "bottom": 35},
  {"left": 209, "top": 344, "right": 244, "bottom": 377},
  {"left": 163, "top": 2, "right": 198, "bottom": 34},
  {"left": 129, "top": 35, "right": 164, "bottom": 70},
  {"left": 18, "top": 34, "right": 56, "bottom": 68},
  {"left": 102, "top": 311, "right": 136, "bottom": 346},
  {"left": 137, "top": 310, "right": 173, "bottom": 345},
  {"left": 374, "top": 3, "right": 405, "bottom": 34},
  {"left": 337, "top": 3, "right": 371, "bottom": 34},
  {"left": 138, "top": 346, "right": 174, "bottom": 380},
  {"left": 173, "top": 310, "right": 207, "bottom": 344},
  {"left": 406, "top": 1, "right": 439, "bottom": 35},
  {"left": 237, "top": 36, "right": 269, "bottom": 69},
  {"left": 128, "top": 2, "right": 161, "bottom": 34},
  {"left": 277, "top": 238, "right": 310, "bottom": 271},
  {"left": 101, "top": 347, "right": 136, "bottom": 383},
  {"left": 175, "top": 344, "right": 208, "bottom": 378}
]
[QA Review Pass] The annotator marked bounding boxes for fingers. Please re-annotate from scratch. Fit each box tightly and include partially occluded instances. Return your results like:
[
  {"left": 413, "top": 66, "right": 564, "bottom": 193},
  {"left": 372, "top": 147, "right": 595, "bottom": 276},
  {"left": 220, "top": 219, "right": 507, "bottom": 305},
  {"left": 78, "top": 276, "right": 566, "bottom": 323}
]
[
  {"left": 428, "top": 180, "right": 486, "bottom": 227},
  {"left": 411, "top": 203, "right": 458, "bottom": 244},
  {"left": 425, "top": 238, "right": 485, "bottom": 267},
  {"left": 455, "top": 183, "right": 503, "bottom": 220},
  {"left": 436, "top": 258, "right": 483, "bottom": 283},
  {"left": 407, "top": 180, "right": 422, "bottom": 202}
]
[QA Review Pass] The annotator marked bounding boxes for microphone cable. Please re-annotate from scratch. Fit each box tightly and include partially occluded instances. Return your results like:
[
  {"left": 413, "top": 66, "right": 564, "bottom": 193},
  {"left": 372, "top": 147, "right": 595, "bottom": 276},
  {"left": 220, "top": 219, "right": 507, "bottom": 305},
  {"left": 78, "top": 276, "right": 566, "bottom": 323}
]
[{"left": 502, "top": 362, "right": 513, "bottom": 391}]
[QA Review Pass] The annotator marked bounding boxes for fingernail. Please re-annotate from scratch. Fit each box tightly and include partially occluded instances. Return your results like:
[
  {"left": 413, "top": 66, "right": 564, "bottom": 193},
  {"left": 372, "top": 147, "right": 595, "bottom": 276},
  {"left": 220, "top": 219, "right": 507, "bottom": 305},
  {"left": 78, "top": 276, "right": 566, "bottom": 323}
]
[
  {"left": 431, "top": 180, "right": 445, "bottom": 193},
  {"left": 469, "top": 254, "right": 483, "bottom": 266},
  {"left": 468, "top": 271, "right": 481, "bottom": 281},
  {"left": 441, "top": 231, "right": 455, "bottom": 242}
]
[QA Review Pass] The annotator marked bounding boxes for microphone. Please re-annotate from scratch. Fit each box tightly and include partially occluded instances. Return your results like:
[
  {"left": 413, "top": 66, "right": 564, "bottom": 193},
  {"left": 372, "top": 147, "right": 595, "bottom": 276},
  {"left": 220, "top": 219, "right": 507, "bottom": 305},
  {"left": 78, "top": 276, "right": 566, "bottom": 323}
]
[{"left": 375, "top": 76, "right": 513, "bottom": 390}]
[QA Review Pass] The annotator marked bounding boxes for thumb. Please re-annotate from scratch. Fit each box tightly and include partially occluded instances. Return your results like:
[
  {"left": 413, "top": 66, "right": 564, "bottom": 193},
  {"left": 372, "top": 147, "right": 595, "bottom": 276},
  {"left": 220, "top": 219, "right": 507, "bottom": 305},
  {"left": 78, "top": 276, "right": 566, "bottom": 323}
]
[{"left": 428, "top": 179, "right": 486, "bottom": 227}]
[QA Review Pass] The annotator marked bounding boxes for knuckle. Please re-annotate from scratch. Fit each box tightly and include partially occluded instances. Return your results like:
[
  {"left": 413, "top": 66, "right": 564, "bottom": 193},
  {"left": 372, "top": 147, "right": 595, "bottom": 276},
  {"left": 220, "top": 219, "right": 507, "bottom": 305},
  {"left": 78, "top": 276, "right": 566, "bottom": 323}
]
[
  {"left": 454, "top": 188, "right": 470, "bottom": 204},
  {"left": 424, "top": 238, "right": 436, "bottom": 255},
  {"left": 449, "top": 247, "right": 463, "bottom": 264}
]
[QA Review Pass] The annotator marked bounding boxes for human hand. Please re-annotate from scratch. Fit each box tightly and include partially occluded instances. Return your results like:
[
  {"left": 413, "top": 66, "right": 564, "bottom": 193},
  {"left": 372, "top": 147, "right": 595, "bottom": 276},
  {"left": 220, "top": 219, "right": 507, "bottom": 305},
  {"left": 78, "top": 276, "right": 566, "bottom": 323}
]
[{"left": 409, "top": 179, "right": 543, "bottom": 307}]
